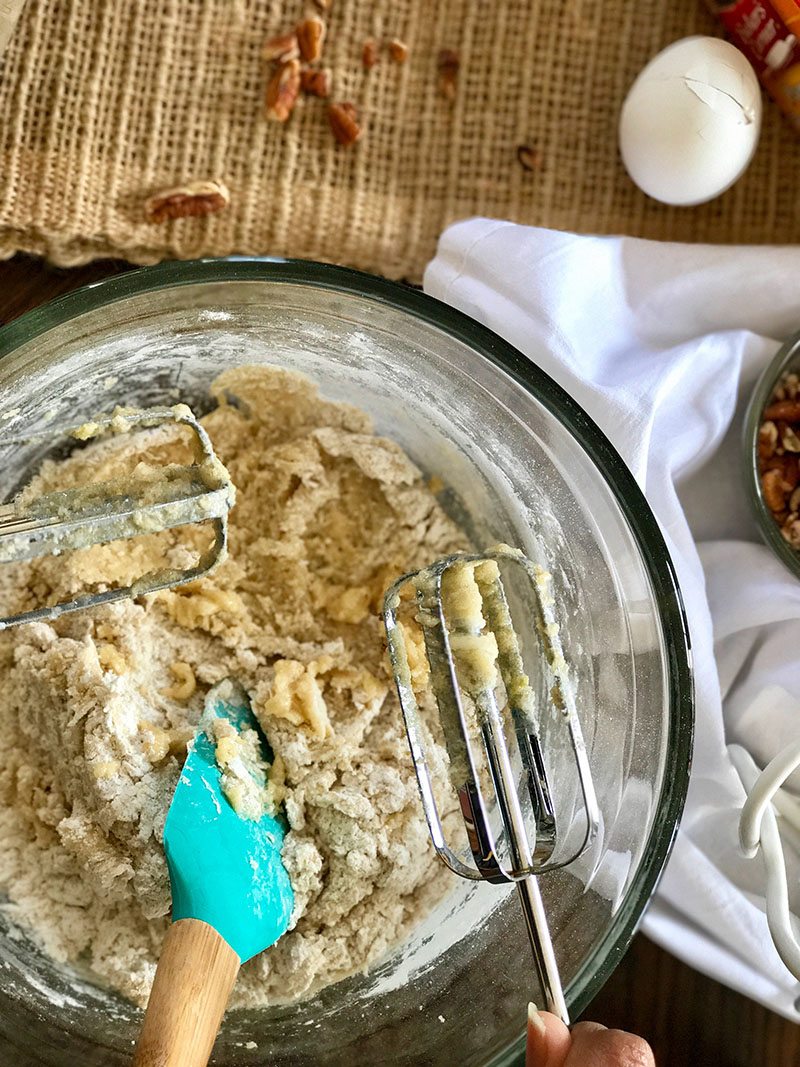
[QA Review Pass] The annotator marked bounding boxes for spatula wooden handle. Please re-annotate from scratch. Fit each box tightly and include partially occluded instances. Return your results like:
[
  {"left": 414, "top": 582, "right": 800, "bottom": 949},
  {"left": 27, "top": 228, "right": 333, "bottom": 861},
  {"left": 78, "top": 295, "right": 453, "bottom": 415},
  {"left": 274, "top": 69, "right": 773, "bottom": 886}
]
[{"left": 133, "top": 919, "right": 240, "bottom": 1067}]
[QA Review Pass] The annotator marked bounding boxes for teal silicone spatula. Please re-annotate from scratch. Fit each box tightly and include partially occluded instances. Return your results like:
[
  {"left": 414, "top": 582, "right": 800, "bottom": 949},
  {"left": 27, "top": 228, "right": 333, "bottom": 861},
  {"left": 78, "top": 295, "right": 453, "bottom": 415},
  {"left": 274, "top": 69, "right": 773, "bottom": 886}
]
[{"left": 133, "top": 681, "right": 293, "bottom": 1067}]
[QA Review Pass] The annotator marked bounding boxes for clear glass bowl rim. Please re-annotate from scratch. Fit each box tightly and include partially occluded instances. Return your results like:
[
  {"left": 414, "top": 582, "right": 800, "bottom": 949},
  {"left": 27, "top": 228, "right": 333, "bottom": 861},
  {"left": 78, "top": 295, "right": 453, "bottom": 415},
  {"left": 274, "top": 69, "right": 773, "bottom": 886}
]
[
  {"left": 743, "top": 328, "right": 800, "bottom": 580},
  {"left": 0, "top": 257, "right": 694, "bottom": 1067}
]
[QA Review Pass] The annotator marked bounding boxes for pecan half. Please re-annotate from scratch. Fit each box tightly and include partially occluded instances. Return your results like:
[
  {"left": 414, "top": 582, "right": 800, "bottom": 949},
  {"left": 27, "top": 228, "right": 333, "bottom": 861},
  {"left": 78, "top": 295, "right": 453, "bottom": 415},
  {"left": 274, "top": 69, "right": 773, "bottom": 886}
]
[
  {"left": 517, "top": 144, "right": 542, "bottom": 171},
  {"left": 437, "top": 48, "right": 459, "bottom": 100},
  {"left": 762, "top": 453, "right": 800, "bottom": 481},
  {"left": 758, "top": 420, "right": 779, "bottom": 460},
  {"left": 783, "top": 424, "right": 800, "bottom": 452},
  {"left": 762, "top": 468, "right": 792, "bottom": 512},
  {"left": 764, "top": 399, "right": 800, "bottom": 422},
  {"left": 301, "top": 67, "right": 331, "bottom": 98},
  {"left": 328, "top": 102, "right": 362, "bottom": 146},
  {"left": 297, "top": 16, "right": 325, "bottom": 62},
  {"left": 144, "top": 181, "right": 230, "bottom": 223},
  {"left": 262, "top": 32, "right": 299, "bottom": 62},
  {"left": 362, "top": 38, "right": 379, "bottom": 69},
  {"left": 388, "top": 39, "right": 408, "bottom": 64},
  {"left": 265, "top": 59, "right": 301, "bottom": 122}
]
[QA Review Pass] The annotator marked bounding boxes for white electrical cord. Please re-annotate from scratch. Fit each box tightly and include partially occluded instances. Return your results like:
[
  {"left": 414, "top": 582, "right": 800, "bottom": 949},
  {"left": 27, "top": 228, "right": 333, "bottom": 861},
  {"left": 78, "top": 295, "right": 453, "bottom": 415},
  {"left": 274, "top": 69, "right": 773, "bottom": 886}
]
[{"left": 729, "top": 743, "right": 800, "bottom": 981}]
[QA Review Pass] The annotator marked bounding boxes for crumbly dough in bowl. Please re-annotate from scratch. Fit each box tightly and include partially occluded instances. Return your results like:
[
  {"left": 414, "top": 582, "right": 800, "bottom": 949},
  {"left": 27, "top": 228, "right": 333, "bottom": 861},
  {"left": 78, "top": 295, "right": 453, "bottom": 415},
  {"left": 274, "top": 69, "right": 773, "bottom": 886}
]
[{"left": 0, "top": 365, "right": 465, "bottom": 1008}]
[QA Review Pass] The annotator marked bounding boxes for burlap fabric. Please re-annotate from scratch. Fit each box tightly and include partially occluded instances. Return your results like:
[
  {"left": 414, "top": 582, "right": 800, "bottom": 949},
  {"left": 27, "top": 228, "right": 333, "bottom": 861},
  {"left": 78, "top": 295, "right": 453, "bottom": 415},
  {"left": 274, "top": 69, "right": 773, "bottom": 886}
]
[{"left": 0, "top": 0, "right": 796, "bottom": 282}]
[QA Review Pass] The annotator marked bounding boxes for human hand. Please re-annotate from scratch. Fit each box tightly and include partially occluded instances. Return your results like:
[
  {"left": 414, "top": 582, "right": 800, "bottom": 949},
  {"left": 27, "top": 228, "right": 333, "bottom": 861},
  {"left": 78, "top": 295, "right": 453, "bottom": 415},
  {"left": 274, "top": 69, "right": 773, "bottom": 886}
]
[{"left": 526, "top": 1005, "right": 655, "bottom": 1067}]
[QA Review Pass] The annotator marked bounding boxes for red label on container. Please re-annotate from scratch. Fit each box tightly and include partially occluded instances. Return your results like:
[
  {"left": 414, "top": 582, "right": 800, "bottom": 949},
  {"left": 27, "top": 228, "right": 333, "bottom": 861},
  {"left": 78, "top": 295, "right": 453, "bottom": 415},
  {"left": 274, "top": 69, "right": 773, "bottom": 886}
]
[{"left": 716, "top": 0, "right": 798, "bottom": 73}]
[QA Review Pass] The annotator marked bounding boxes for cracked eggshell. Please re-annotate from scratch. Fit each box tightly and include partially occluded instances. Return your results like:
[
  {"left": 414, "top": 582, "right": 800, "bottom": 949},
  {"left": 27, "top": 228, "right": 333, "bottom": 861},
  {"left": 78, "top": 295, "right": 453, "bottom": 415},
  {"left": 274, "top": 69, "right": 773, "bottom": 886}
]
[{"left": 619, "top": 36, "right": 762, "bottom": 206}]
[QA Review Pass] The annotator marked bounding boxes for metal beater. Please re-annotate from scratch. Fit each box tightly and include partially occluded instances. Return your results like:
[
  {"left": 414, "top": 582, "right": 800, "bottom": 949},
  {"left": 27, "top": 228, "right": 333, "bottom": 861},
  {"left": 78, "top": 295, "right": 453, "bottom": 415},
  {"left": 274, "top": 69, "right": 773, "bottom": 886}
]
[
  {"left": 0, "top": 406, "right": 235, "bottom": 630},
  {"left": 383, "top": 545, "right": 599, "bottom": 1024}
]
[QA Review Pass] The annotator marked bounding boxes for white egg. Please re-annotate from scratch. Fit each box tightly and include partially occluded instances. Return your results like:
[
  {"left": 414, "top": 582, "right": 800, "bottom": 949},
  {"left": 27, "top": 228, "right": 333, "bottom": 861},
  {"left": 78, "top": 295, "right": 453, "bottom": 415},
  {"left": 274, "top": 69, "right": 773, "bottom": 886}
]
[{"left": 619, "top": 36, "right": 762, "bottom": 206}]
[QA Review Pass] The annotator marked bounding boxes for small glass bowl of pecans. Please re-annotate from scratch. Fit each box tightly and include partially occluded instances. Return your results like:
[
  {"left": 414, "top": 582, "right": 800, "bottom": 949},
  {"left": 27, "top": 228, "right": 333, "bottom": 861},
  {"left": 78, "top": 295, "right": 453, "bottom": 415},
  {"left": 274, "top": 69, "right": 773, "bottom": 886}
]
[{"left": 746, "top": 335, "right": 800, "bottom": 577}]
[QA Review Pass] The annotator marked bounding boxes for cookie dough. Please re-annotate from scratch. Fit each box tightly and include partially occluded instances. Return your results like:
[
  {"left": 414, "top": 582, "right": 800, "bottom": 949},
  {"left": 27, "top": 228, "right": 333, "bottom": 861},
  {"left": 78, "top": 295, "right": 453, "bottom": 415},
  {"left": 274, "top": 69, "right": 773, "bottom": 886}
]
[{"left": 0, "top": 365, "right": 465, "bottom": 1007}]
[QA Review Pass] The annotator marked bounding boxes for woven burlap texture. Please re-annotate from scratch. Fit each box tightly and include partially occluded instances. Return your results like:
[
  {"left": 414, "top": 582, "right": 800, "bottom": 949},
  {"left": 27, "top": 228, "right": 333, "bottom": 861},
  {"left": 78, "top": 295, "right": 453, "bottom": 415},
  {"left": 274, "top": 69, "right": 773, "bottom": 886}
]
[{"left": 0, "top": 0, "right": 797, "bottom": 281}]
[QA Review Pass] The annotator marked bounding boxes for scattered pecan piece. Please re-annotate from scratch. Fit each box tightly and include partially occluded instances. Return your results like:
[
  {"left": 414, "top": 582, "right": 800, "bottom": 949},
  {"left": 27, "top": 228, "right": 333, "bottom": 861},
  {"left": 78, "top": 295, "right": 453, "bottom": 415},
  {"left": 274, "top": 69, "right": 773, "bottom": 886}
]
[
  {"left": 301, "top": 67, "right": 332, "bottom": 98},
  {"left": 262, "top": 32, "right": 299, "bottom": 62},
  {"left": 265, "top": 58, "right": 301, "bottom": 122},
  {"left": 144, "top": 181, "right": 230, "bottom": 223},
  {"left": 362, "top": 38, "right": 379, "bottom": 69},
  {"left": 437, "top": 48, "right": 460, "bottom": 100},
  {"left": 313, "top": 0, "right": 331, "bottom": 9},
  {"left": 297, "top": 16, "right": 325, "bottom": 62},
  {"left": 516, "top": 144, "right": 542, "bottom": 172},
  {"left": 328, "top": 102, "right": 362, "bottom": 146},
  {"left": 388, "top": 38, "right": 408, "bottom": 63}
]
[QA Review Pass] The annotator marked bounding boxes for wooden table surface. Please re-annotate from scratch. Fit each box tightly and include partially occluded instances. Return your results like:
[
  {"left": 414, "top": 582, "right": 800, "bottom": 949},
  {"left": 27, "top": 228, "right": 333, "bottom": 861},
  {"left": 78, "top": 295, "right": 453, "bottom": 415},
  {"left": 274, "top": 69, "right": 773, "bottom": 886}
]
[{"left": 0, "top": 253, "right": 798, "bottom": 1067}]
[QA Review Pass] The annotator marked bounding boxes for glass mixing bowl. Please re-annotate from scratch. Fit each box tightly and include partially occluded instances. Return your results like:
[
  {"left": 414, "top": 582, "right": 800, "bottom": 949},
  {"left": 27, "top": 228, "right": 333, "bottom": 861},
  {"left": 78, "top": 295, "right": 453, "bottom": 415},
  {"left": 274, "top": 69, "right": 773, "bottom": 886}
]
[{"left": 0, "top": 259, "right": 693, "bottom": 1066}]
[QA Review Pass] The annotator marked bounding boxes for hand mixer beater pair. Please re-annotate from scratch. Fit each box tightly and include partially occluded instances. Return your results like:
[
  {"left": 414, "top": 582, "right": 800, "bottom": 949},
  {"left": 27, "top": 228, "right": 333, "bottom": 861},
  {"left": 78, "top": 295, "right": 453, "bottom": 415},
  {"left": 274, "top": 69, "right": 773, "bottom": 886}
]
[
  {"left": 1, "top": 409, "right": 598, "bottom": 1024},
  {"left": 383, "top": 547, "right": 599, "bottom": 1024}
]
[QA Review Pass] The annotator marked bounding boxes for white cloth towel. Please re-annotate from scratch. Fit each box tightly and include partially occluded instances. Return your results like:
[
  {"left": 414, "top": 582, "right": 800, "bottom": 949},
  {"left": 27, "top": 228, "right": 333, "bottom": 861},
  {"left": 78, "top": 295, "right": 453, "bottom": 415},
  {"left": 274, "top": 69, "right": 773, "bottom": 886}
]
[{"left": 424, "top": 221, "right": 800, "bottom": 1021}]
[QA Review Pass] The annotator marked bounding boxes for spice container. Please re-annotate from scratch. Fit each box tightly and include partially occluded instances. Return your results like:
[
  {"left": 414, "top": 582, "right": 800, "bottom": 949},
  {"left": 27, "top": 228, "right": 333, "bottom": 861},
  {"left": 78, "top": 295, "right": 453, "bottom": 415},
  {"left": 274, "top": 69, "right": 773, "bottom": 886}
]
[
  {"left": 708, "top": 0, "right": 800, "bottom": 131},
  {"left": 745, "top": 330, "right": 800, "bottom": 578}
]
